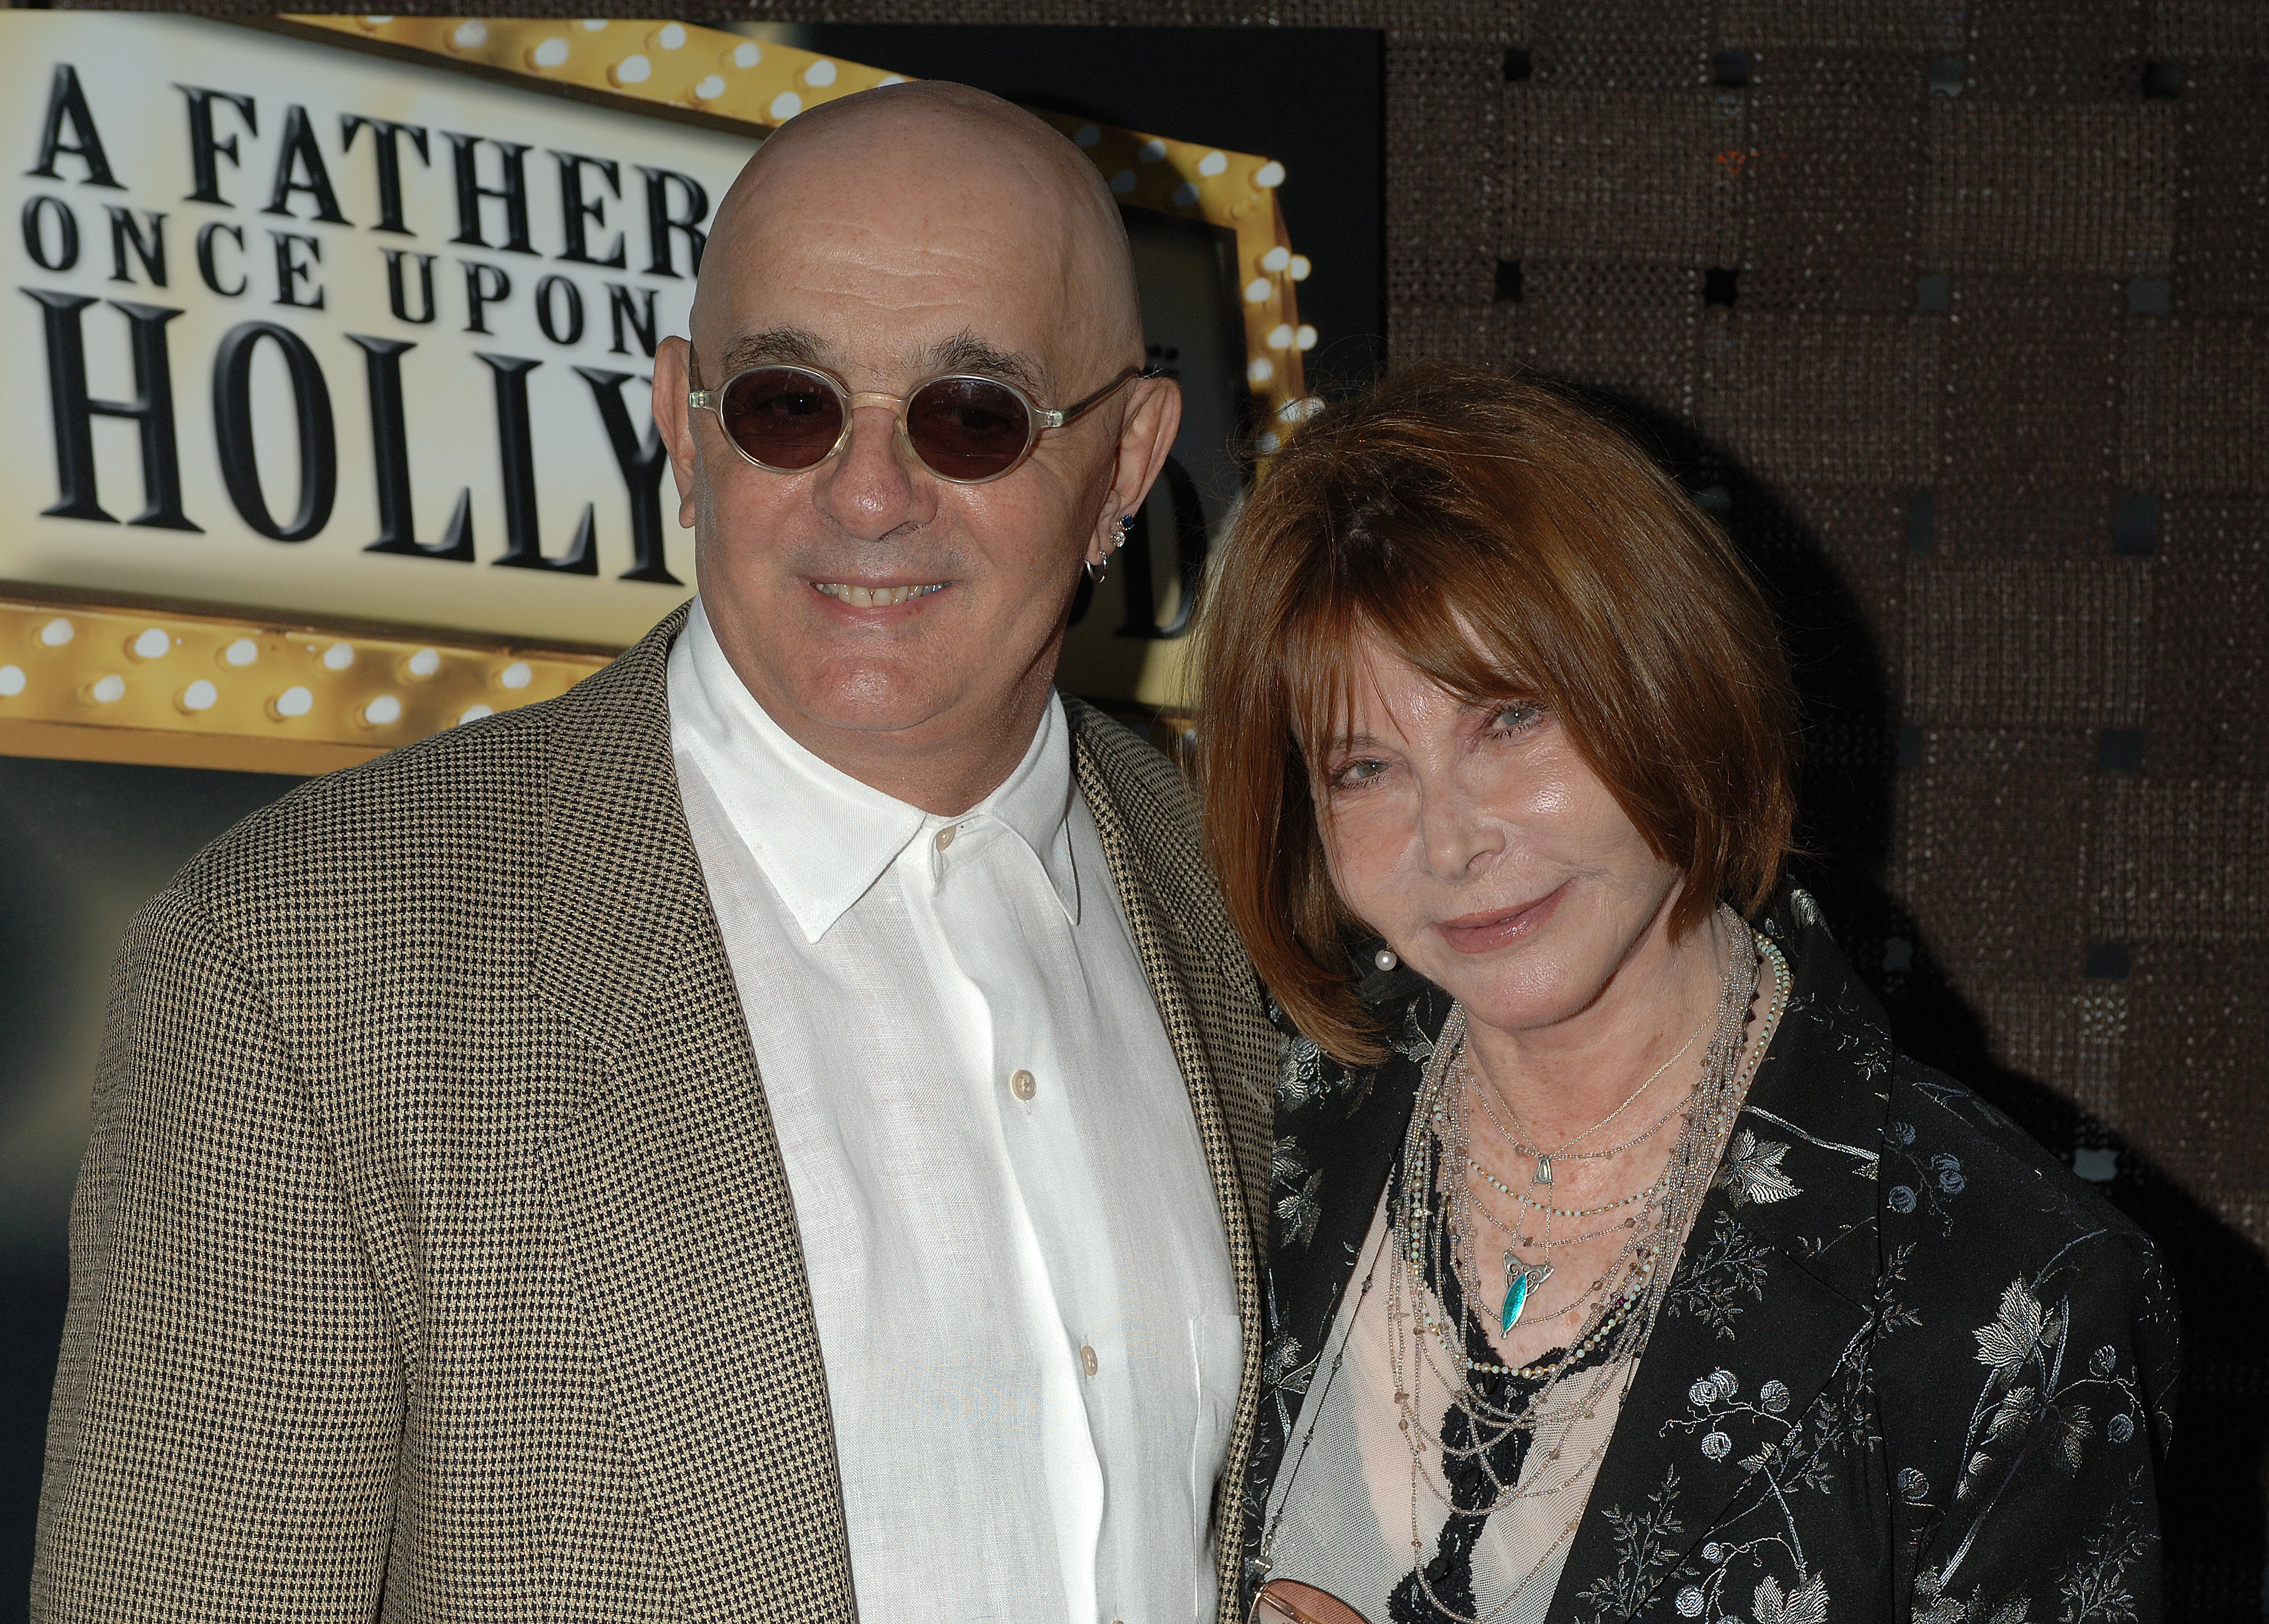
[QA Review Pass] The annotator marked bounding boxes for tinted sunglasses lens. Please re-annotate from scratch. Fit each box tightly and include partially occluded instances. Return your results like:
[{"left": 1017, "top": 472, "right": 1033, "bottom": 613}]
[
  {"left": 906, "top": 377, "right": 1033, "bottom": 481},
  {"left": 718, "top": 368, "right": 844, "bottom": 470},
  {"left": 1249, "top": 1581, "right": 1371, "bottom": 1624}
]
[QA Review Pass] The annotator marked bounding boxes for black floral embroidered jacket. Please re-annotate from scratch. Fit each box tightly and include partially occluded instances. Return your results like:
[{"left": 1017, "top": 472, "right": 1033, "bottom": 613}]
[{"left": 1246, "top": 886, "right": 2181, "bottom": 1624}]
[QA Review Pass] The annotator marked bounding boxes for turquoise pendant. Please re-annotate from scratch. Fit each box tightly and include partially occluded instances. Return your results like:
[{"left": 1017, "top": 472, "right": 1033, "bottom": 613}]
[{"left": 1502, "top": 1254, "right": 1553, "bottom": 1335}]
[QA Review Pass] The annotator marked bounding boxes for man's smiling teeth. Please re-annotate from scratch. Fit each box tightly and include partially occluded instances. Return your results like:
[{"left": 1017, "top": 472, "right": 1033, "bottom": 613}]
[{"left": 815, "top": 582, "right": 947, "bottom": 608}]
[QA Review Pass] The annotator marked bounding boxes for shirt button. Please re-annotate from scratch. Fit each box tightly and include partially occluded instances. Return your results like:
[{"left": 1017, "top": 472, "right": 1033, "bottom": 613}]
[
  {"left": 934, "top": 826, "right": 955, "bottom": 852},
  {"left": 1081, "top": 1344, "right": 1099, "bottom": 1378},
  {"left": 1010, "top": 1069, "right": 1036, "bottom": 1101}
]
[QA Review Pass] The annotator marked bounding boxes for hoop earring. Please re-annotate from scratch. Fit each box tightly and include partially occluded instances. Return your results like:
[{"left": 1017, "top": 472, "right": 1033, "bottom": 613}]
[{"left": 1086, "top": 513, "right": 1134, "bottom": 585}]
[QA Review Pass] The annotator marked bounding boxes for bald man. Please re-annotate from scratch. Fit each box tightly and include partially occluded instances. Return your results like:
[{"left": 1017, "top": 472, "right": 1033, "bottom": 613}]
[{"left": 35, "top": 85, "right": 1275, "bottom": 1624}]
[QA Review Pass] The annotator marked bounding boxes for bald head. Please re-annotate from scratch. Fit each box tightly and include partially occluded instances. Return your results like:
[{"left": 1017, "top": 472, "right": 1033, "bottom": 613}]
[{"left": 689, "top": 81, "right": 1144, "bottom": 388}]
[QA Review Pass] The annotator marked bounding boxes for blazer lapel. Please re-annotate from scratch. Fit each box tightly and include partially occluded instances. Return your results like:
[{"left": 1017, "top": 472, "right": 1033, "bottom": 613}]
[
  {"left": 1067, "top": 698, "right": 1274, "bottom": 1612},
  {"left": 530, "top": 608, "right": 857, "bottom": 1622},
  {"left": 1549, "top": 897, "right": 1891, "bottom": 1624},
  {"left": 1266, "top": 974, "right": 1452, "bottom": 1442}
]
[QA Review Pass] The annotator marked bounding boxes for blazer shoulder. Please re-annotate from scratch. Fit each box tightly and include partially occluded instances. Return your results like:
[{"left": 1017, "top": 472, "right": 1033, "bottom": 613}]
[
  {"left": 1886, "top": 1055, "right": 2157, "bottom": 1264},
  {"left": 169, "top": 619, "right": 675, "bottom": 925},
  {"left": 1063, "top": 693, "right": 1199, "bottom": 832},
  {"left": 171, "top": 685, "right": 558, "bottom": 901}
]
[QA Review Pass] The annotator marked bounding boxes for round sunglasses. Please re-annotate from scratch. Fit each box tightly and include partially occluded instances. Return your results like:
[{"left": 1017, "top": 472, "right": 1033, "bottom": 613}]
[{"left": 688, "top": 361, "right": 1145, "bottom": 485}]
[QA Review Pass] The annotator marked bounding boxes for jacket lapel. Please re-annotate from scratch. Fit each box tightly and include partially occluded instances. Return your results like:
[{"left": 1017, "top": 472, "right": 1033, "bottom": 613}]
[
  {"left": 530, "top": 607, "right": 857, "bottom": 1622},
  {"left": 1066, "top": 697, "right": 1274, "bottom": 1615},
  {"left": 1549, "top": 895, "right": 1892, "bottom": 1624},
  {"left": 1266, "top": 973, "right": 1453, "bottom": 1439}
]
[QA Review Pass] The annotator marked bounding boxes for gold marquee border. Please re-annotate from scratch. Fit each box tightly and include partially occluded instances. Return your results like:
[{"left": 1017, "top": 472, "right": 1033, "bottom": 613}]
[
  {"left": 3, "top": 14, "right": 1319, "bottom": 775},
  {"left": 0, "top": 591, "right": 613, "bottom": 776}
]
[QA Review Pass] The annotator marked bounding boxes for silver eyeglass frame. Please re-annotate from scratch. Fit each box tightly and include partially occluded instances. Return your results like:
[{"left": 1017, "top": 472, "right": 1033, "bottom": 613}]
[{"left": 687, "top": 361, "right": 1147, "bottom": 485}]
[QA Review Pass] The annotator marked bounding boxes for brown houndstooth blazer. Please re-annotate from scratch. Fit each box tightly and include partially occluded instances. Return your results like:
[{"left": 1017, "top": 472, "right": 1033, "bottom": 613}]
[{"left": 34, "top": 605, "right": 1277, "bottom": 1623}]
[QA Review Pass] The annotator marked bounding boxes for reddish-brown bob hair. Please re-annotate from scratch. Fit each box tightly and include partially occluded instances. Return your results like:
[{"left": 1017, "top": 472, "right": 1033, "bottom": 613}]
[{"left": 1197, "top": 363, "right": 1797, "bottom": 1064}]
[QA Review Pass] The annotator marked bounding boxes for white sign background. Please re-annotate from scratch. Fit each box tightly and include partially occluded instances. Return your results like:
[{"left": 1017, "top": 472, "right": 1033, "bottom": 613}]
[{"left": 4, "top": 14, "right": 752, "bottom": 647}]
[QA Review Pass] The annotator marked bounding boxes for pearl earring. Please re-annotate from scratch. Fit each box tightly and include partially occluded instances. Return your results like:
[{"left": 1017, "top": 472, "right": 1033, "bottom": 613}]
[{"left": 1374, "top": 948, "right": 1399, "bottom": 972}]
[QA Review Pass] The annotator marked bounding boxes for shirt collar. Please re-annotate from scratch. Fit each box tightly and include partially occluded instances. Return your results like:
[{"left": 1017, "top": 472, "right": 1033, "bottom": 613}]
[{"left": 668, "top": 597, "right": 1080, "bottom": 942}]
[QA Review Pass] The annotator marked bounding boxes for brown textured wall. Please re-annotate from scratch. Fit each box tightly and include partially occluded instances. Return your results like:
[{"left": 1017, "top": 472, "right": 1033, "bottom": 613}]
[{"left": 71, "top": 1, "right": 2269, "bottom": 1613}]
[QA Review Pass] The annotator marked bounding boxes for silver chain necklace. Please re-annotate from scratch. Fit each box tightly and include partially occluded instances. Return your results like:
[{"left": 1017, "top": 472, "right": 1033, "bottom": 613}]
[
  {"left": 1380, "top": 907, "right": 1789, "bottom": 1624},
  {"left": 1468, "top": 1012, "right": 1708, "bottom": 1189}
]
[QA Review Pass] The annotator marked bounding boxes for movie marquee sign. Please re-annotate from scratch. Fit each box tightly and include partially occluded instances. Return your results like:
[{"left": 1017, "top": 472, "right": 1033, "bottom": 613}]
[{"left": 2, "top": 14, "right": 1313, "bottom": 771}]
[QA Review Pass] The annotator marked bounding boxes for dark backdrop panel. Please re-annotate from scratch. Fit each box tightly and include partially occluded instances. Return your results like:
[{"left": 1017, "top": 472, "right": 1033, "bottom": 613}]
[{"left": 781, "top": 24, "right": 1387, "bottom": 394}]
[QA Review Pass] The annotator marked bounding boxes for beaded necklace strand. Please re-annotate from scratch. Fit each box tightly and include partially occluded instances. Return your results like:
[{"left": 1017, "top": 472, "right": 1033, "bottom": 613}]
[{"left": 1377, "top": 909, "right": 1792, "bottom": 1624}]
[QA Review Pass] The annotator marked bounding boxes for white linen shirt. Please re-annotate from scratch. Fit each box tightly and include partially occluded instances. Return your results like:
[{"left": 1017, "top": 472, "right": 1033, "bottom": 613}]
[{"left": 666, "top": 600, "right": 1242, "bottom": 1624}]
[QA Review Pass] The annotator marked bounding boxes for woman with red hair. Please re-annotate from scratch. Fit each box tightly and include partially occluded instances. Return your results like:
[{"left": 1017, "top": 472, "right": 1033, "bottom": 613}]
[{"left": 1202, "top": 364, "right": 2177, "bottom": 1624}]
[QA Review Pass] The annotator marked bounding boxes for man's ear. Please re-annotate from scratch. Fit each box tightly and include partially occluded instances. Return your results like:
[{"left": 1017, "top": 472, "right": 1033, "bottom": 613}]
[
  {"left": 1104, "top": 375, "right": 1184, "bottom": 533},
  {"left": 653, "top": 336, "right": 701, "bottom": 531}
]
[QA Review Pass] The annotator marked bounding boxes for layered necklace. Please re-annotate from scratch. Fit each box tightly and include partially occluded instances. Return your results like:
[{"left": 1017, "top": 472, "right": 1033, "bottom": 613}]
[
  {"left": 1462, "top": 1010, "right": 1706, "bottom": 1338},
  {"left": 1382, "top": 906, "right": 1790, "bottom": 1624}
]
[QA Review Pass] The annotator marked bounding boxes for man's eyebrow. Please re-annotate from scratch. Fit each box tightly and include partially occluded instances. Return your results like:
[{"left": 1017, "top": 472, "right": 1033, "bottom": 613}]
[
  {"left": 714, "top": 327, "right": 829, "bottom": 379},
  {"left": 706, "top": 327, "right": 1051, "bottom": 398},
  {"left": 917, "top": 332, "right": 1049, "bottom": 398}
]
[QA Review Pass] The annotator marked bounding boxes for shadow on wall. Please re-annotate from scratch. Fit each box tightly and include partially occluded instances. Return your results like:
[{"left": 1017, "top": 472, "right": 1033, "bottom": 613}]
[{"left": 1573, "top": 380, "right": 2269, "bottom": 1624}]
